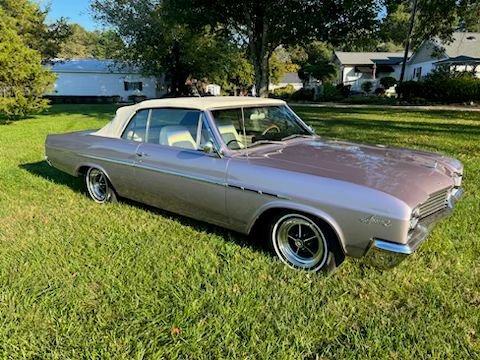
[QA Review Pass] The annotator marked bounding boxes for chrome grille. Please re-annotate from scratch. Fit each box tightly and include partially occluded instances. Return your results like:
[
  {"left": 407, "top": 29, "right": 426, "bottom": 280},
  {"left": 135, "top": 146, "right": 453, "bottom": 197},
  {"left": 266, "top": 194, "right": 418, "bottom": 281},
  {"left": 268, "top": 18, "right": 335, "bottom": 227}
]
[{"left": 419, "top": 188, "right": 450, "bottom": 219}]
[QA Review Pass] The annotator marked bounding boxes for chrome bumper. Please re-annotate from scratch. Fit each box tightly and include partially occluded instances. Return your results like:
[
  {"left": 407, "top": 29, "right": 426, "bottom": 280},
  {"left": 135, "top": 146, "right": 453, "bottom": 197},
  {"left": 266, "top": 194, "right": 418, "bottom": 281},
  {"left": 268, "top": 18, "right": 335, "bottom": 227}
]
[{"left": 366, "top": 187, "right": 464, "bottom": 268}]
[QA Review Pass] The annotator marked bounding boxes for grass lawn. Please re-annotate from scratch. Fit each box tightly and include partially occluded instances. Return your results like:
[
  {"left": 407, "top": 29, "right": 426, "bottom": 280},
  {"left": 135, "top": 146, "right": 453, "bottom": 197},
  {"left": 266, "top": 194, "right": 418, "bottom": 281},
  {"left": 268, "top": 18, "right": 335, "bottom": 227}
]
[{"left": 0, "top": 104, "right": 479, "bottom": 359}]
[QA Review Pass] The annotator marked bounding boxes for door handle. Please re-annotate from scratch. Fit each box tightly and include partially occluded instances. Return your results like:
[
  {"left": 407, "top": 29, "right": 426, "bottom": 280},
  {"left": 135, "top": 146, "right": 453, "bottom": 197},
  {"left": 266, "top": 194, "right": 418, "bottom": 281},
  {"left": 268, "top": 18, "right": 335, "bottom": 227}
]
[{"left": 136, "top": 151, "right": 149, "bottom": 157}]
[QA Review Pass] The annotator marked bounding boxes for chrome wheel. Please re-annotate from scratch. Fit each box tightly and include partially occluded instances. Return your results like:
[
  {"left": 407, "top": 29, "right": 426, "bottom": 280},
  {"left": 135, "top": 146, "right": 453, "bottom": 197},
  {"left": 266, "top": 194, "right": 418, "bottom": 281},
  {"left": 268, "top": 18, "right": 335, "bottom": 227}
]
[
  {"left": 272, "top": 214, "right": 328, "bottom": 271},
  {"left": 86, "top": 168, "right": 109, "bottom": 203}
]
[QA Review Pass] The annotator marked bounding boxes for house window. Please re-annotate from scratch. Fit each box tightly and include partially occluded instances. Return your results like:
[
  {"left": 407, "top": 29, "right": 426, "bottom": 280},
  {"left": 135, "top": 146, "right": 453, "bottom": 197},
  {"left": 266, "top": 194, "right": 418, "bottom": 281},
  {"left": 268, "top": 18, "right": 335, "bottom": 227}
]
[
  {"left": 124, "top": 81, "right": 143, "bottom": 91},
  {"left": 413, "top": 67, "right": 422, "bottom": 80}
]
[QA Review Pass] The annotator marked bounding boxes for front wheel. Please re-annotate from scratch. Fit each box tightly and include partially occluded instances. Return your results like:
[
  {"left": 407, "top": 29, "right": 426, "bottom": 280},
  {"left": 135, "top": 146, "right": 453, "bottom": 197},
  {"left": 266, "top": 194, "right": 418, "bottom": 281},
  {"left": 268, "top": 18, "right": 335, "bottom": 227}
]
[
  {"left": 269, "top": 213, "right": 343, "bottom": 272},
  {"left": 85, "top": 167, "right": 117, "bottom": 204}
]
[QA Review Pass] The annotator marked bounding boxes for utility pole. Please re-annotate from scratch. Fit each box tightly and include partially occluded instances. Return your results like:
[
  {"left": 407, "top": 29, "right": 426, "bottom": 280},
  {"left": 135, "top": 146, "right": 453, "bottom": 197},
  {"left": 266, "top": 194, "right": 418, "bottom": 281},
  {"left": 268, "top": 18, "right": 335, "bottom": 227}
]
[{"left": 399, "top": 0, "right": 419, "bottom": 83}]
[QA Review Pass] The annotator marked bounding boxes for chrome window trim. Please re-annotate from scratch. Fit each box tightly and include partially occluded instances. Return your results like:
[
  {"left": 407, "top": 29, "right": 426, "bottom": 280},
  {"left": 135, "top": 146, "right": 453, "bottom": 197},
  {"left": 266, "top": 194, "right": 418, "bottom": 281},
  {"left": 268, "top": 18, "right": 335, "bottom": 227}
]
[
  {"left": 120, "top": 108, "right": 150, "bottom": 141},
  {"left": 207, "top": 105, "right": 315, "bottom": 155}
]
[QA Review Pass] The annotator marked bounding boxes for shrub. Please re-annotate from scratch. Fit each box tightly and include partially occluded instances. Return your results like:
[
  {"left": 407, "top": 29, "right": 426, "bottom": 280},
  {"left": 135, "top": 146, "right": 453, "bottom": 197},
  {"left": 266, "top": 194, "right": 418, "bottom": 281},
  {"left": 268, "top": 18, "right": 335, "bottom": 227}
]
[
  {"left": 319, "top": 83, "right": 342, "bottom": 101},
  {"left": 289, "top": 88, "right": 314, "bottom": 101},
  {"left": 380, "top": 76, "right": 397, "bottom": 89},
  {"left": 396, "top": 81, "right": 424, "bottom": 101},
  {"left": 128, "top": 95, "right": 147, "bottom": 103},
  {"left": 361, "top": 81, "right": 373, "bottom": 94},
  {"left": 272, "top": 84, "right": 296, "bottom": 99},
  {"left": 337, "top": 83, "right": 351, "bottom": 97},
  {"left": 397, "top": 69, "right": 480, "bottom": 103}
]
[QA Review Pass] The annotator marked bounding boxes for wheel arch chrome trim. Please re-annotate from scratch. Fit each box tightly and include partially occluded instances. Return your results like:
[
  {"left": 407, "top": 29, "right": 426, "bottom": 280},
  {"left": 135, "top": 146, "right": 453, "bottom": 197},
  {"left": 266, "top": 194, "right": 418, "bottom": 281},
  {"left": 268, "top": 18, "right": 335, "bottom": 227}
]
[{"left": 246, "top": 200, "right": 347, "bottom": 253}]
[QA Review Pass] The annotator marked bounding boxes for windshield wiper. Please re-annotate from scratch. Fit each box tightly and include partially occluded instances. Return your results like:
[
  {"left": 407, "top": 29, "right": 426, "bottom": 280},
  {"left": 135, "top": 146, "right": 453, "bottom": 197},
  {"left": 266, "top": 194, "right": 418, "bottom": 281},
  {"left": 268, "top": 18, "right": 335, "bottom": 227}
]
[{"left": 281, "top": 134, "right": 312, "bottom": 141}]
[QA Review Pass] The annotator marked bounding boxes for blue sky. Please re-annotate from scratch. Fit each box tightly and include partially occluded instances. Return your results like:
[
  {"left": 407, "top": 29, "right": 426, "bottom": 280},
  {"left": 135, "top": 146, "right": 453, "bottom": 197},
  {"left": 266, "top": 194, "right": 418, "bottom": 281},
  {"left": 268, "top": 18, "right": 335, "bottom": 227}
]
[{"left": 39, "top": 0, "right": 100, "bottom": 30}]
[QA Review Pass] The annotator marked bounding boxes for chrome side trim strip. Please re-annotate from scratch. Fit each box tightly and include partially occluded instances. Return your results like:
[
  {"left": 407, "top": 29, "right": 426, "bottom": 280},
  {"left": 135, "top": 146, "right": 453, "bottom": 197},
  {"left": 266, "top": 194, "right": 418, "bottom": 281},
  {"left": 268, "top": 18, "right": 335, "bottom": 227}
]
[
  {"left": 79, "top": 153, "right": 290, "bottom": 199},
  {"left": 135, "top": 162, "right": 227, "bottom": 187}
]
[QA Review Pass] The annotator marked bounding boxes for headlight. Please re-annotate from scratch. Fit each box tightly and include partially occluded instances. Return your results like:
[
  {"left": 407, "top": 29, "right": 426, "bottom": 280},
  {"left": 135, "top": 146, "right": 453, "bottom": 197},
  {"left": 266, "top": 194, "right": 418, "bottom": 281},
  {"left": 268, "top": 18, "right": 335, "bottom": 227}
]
[
  {"left": 453, "top": 172, "right": 462, "bottom": 187},
  {"left": 409, "top": 207, "right": 421, "bottom": 230}
]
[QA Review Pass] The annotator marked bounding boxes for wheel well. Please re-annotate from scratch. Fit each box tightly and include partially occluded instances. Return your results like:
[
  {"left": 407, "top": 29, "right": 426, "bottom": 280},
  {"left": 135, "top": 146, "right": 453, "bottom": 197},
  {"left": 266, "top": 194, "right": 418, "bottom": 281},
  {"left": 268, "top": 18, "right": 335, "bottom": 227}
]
[
  {"left": 249, "top": 207, "right": 345, "bottom": 258},
  {"left": 77, "top": 165, "right": 89, "bottom": 176}
]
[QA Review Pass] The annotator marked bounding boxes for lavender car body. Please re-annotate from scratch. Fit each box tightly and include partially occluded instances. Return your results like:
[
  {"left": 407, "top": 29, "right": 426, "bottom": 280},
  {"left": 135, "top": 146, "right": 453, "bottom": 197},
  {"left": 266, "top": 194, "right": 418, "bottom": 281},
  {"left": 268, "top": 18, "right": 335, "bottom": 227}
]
[{"left": 45, "top": 97, "right": 464, "bottom": 271}]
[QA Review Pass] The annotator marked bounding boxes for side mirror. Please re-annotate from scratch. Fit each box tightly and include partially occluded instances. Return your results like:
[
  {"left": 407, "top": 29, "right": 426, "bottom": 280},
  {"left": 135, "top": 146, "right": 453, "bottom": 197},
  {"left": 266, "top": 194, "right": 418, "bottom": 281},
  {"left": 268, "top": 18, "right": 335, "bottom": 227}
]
[
  {"left": 203, "top": 141, "right": 215, "bottom": 154},
  {"left": 307, "top": 124, "right": 316, "bottom": 134},
  {"left": 203, "top": 140, "right": 222, "bottom": 157}
]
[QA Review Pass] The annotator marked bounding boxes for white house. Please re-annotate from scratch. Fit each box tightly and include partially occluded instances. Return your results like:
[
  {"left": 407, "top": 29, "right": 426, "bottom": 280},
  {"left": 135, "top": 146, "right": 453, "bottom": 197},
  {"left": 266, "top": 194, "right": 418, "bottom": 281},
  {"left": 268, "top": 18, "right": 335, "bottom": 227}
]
[
  {"left": 46, "top": 59, "right": 164, "bottom": 101},
  {"left": 407, "top": 32, "right": 480, "bottom": 81},
  {"left": 269, "top": 72, "right": 303, "bottom": 91},
  {"left": 334, "top": 52, "right": 407, "bottom": 92}
]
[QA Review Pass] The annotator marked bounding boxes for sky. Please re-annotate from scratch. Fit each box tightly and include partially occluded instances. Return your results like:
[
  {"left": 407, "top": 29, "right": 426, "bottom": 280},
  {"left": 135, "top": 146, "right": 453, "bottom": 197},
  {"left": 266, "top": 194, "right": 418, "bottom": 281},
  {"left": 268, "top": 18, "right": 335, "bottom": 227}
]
[{"left": 38, "top": 0, "right": 100, "bottom": 31}]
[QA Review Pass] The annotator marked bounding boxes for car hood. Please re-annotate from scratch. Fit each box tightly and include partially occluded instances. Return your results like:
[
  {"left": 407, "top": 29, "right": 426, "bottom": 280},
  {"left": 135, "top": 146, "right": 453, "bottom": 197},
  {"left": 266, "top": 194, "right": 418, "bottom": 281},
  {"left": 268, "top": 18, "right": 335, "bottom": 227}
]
[{"left": 246, "top": 138, "right": 463, "bottom": 207}]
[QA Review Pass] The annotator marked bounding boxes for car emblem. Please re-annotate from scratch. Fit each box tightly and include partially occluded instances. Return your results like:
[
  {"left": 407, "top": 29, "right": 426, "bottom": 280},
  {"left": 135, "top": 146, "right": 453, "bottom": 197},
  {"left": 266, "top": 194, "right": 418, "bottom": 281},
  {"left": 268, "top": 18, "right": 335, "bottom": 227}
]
[{"left": 359, "top": 215, "right": 392, "bottom": 227}]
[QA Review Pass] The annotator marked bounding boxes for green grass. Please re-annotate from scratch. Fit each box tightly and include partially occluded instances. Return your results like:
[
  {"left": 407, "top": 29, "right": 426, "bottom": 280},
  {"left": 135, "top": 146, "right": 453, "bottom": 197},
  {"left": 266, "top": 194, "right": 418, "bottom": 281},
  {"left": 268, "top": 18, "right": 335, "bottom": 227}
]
[{"left": 0, "top": 104, "right": 479, "bottom": 359}]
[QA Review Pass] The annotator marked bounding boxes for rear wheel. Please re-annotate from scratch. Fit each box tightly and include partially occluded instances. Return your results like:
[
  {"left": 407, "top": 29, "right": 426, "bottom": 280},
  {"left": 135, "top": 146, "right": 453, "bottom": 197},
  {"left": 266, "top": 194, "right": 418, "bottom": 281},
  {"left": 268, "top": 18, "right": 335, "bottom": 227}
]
[
  {"left": 85, "top": 167, "right": 117, "bottom": 204},
  {"left": 269, "top": 212, "right": 344, "bottom": 273}
]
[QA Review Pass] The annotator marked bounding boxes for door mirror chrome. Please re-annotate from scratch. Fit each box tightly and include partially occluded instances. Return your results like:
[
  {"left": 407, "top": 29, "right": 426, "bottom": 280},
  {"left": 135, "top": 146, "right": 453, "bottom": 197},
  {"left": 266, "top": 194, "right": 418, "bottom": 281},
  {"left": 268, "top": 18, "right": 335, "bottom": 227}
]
[{"left": 203, "top": 140, "right": 222, "bottom": 157}]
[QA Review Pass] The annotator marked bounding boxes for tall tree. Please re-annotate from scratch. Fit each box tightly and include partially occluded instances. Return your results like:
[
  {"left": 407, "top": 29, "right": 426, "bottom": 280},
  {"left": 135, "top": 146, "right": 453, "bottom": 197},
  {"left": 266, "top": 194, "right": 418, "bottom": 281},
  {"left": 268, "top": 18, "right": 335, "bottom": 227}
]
[
  {"left": 58, "top": 25, "right": 125, "bottom": 59},
  {"left": 92, "top": 0, "right": 250, "bottom": 95},
  {"left": 0, "top": 0, "right": 72, "bottom": 60},
  {"left": 291, "top": 42, "right": 337, "bottom": 84},
  {"left": 172, "top": 0, "right": 381, "bottom": 97},
  {"left": 0, "top": 8, "right": 55, "bottom": 118}
]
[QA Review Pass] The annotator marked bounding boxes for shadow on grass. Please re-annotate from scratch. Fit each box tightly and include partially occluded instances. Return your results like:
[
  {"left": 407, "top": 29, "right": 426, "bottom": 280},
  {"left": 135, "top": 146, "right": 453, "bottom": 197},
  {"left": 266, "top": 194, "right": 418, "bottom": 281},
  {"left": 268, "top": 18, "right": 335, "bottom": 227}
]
[{"left": 20, "top": 160, "right": 264, "bottom": 253}]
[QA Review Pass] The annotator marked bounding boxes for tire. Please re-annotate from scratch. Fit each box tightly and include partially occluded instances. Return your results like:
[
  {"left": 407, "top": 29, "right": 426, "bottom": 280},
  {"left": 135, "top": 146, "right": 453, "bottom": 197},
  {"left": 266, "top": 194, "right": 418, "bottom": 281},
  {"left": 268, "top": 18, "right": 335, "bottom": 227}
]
[
  {"left": 269, "top": 212, "right": 344, "bottom": 273},
  {"left": 85, "top": 167, "right": 117, "bottom": 204}
]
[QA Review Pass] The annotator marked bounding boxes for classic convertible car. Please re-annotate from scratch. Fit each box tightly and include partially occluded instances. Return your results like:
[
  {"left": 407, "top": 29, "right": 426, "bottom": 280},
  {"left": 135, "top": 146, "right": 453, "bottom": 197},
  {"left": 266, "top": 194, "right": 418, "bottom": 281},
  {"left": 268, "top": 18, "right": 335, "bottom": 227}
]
[{"left": 45, "top": 97, "right": 464, "bottom": 272}]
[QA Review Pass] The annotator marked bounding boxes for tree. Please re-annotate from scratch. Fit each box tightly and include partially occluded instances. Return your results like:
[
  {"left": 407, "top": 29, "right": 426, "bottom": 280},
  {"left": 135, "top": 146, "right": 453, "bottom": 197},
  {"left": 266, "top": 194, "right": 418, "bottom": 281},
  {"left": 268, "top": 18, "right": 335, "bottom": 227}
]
[
  {"left": 0, "top": 0, "right": 72, "bottom": 60},
  {"left": 58, "top": 25, "right": 125, "bottom": 59},
  {"left": 382, "top": 0, "right": 480, "bottom": 49},
  {"left": 92, "top": 0, "right": 249, "bottom": 95},
  {"left": 171, "top": 0, "right": 382, "bottom": 97},
  {"left": 292, "top": 41, "right": 337, "bottom": 84},
  {"left": 58, "top": 24, "right": 95, "bottom": 58},
  {"left": 361, "top": 81, "right": 373, "bottom": 94},
  {"left": 0, "top": 8, "right": 55, "bottom": 119}
]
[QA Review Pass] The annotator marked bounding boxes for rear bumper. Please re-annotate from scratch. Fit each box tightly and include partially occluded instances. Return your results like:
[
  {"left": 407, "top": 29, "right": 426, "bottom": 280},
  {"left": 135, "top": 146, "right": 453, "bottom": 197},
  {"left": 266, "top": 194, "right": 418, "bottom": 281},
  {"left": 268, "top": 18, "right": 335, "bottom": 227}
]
[{"left": 366, "top": 187, "right": 464, "bottom": 268}]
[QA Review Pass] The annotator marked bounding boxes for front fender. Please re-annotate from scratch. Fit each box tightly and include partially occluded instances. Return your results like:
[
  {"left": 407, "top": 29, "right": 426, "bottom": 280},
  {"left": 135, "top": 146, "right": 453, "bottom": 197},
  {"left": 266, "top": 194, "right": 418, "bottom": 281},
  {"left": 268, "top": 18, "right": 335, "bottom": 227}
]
[{"left": 246, "top": 200, "right": 347, "bottom": 254}]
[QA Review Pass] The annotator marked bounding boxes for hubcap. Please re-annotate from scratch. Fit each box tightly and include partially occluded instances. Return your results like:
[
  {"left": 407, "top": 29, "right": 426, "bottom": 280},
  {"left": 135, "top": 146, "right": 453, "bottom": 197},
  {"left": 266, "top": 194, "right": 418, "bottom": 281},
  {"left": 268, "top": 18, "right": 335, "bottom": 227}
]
[
  {"left": 273, "top": 214, "right": 328, "bottom": 269},
  {"left": 87, "top": 169, "right": 108, "bottom": 202}
]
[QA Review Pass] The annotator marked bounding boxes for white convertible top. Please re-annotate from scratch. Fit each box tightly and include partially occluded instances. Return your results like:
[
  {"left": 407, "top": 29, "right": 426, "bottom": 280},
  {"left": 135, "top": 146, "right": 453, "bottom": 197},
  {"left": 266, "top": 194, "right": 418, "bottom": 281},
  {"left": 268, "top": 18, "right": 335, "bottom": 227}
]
[{"left": 94, "top": 96, "right": 286, "bottom": 138}]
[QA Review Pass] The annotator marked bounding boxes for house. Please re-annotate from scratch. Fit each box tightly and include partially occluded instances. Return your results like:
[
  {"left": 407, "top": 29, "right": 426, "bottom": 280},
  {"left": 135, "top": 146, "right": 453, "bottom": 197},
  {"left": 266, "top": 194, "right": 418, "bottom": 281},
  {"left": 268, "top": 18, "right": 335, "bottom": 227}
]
[
  {"left": 46, "top": 59, "right": 164, "bottom": 101},
  {"left": 334, "top": 52, "right": 407, "bottom": 92},
  {"left": 269, "top": 72, "right": 303, "bottom": 91},
  {"left": 407, "top": 32, "right": 480, "bottom": 81}
]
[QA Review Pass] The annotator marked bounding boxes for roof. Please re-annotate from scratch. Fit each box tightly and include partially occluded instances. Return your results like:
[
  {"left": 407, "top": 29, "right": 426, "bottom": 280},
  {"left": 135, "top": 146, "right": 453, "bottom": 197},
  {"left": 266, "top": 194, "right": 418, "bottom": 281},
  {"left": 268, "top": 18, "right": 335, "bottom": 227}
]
[
  {"left": 434, "top": 55, "right": 480, "bottom": 66},
  {"left": 94, "top": 96, "right": 286, "bottom": 138},
  {"left": 136, "top": 96, "right": 285, "bottom": 111},
  {"left": 47, "top": 59, "right": 142, "bottom": 74},
  {"left": 335, "top": 52, "right": 407, "bottom": 65},
  {"left": 279, "top": 72, "right": 302, "bottom": 84},
  {"left": 439, "top": 32, "right": 480, "bottom": 59}
]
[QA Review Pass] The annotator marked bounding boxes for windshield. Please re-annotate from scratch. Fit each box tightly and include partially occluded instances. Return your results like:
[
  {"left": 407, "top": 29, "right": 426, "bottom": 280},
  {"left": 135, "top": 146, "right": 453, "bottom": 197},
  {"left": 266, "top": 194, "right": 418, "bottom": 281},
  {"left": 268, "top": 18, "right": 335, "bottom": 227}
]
[{"left": 210, "top": 105, "right": 311, "bottom": 150}]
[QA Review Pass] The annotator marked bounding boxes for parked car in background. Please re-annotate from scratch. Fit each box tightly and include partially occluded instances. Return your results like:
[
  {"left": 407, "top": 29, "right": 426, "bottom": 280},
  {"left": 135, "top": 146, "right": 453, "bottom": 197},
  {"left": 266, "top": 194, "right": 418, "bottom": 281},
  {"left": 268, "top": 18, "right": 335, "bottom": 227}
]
[{"left": 45, "top": 97, "right": 464, "bottom": 272}]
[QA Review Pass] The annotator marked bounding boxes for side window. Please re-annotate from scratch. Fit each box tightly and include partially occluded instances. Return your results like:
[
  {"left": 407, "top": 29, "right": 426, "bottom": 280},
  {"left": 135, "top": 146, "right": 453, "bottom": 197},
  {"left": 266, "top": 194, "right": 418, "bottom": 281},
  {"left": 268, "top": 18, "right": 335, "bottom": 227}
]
[
  {"left": 147, "top": 108, "right": 203, "bottom": 150},
  {"left": 121, "top": 110, "right": 149, "bottom": 142}
]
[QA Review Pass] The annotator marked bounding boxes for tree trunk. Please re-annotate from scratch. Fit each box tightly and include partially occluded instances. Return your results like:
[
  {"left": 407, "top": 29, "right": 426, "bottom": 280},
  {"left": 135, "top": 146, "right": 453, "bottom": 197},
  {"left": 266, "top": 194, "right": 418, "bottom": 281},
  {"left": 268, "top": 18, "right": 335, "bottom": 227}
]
[
  {"left": 246, "top": 8, "right": 271, "bottom": 98},
  {"left": 253, "top": 53, "right": 270, "bottom": 98}
]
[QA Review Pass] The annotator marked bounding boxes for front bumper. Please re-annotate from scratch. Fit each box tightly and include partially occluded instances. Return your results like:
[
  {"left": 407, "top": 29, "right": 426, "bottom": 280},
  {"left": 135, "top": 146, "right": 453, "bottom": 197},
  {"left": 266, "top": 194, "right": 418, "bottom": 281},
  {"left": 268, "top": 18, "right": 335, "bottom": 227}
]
[{"left": 366, "top": 187, "right": 464, "bottom": 268}]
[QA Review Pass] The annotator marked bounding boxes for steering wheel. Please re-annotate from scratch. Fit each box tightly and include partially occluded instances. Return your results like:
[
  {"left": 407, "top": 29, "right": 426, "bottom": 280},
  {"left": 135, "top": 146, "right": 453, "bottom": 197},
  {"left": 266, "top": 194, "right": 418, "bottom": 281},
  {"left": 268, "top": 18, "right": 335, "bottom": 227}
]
[
  {"left": 226, "top": 139, "right": 244, "bottom": 149},
  {"left": 262, "top": 124, "right": 281, "bottom": 136}
]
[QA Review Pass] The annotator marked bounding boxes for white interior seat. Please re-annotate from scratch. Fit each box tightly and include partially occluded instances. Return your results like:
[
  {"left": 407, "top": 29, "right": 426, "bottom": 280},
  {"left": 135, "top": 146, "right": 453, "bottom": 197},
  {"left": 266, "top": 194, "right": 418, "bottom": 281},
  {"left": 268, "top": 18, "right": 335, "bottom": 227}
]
[
  {"left": 159, "top": 126, "right": 197, "bottom": 150},
  {"left": 217, "top": 124, "right": 244, "bottom": 148}
]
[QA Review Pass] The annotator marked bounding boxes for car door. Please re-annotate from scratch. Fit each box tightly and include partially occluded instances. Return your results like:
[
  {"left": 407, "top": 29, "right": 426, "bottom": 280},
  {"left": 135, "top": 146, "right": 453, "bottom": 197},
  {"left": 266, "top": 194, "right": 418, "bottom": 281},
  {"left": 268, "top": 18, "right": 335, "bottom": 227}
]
[
  {"left": 85, "top": 109, "right": 149, "bottom": 199},
  {"left": 133, "top": 108, "right": 229, "bottom": 226}
]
